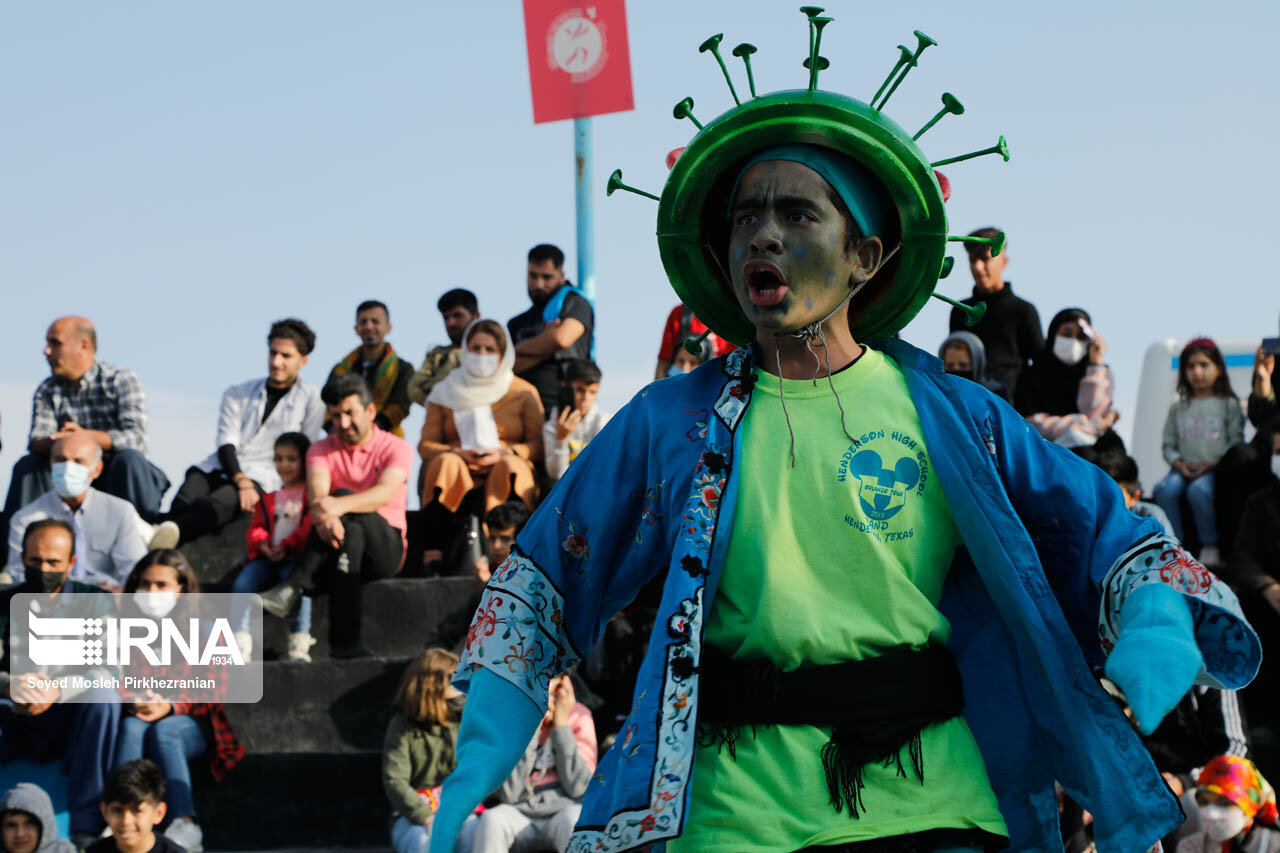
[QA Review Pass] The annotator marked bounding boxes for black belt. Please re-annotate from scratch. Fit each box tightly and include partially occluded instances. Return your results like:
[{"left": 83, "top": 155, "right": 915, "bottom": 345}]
[{"left": 697, "top": 643, "right": 966, "bottom": 819}]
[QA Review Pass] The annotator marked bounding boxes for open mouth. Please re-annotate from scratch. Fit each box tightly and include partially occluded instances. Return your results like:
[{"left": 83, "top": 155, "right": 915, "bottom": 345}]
[{"left": 743, "top": 260, "right": 789, "bottom": 307}]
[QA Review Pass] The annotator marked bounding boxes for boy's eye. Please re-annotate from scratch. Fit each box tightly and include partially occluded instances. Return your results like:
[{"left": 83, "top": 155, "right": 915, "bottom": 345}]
[{"left": 735, "top": 213, "right": 757, "bottom": 226}]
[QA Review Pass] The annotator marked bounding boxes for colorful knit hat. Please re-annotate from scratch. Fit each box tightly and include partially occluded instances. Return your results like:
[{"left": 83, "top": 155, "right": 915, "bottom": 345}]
[
  {"left": 1198, "top": 756, "right": 1279, "bottom": 825},
  {"left": 606, "top": 8, "right": 1010, "bottom": 346}
]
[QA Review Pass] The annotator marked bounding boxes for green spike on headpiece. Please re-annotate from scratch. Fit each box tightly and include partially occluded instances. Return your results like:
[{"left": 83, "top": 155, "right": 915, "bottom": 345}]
[
  {"left": 673, "top": 97, "right": 703, "bottom": 130},
  {"left": 871, "top": 46, "right": 913, "bottom": 108},
  {"left": 873, "top": 30, "right": 936, "bottom": 110},
  {"left": 803, "top": 56, "right": 829, "bottom": 73},
  {"left": 930, "top": 291, "right": 988, "bottom": 326},
  {"left": 939, "top": 257, "right": 955, "bottom": 279},
  {"left": 699, "top": 34, "right": 741, "bottom": 106},
  {"left": 683, "top": 329, "right": 713, "bottom": 356},
  {"left": 606, "top": 168, "right": 660, "bottom": 201},
  {"left": 931, "top": 135, "right": 1010, "bottom": 167},
  {"left": 807, "top": 16, "right": 833, "bottom": 90},
  {"left": 913, "top": 92, "right": 964, "bottom": 141},
  {"left": 947, "top": 231, "right": 1006, "bottom": 257},
  {"left": 732, "top": 43, "right": 759, "bottom": 98}
]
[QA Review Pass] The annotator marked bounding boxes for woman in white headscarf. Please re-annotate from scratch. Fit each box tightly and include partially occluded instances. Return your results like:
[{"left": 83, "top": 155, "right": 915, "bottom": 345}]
[{"left": 420, "top": 319, "right": 544, "bottom": 513}]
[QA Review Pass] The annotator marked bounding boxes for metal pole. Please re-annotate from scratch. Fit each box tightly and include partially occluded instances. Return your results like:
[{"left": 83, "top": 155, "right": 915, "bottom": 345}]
[{"left": 574, "top": 117, "right": 596, "bottom": 301}]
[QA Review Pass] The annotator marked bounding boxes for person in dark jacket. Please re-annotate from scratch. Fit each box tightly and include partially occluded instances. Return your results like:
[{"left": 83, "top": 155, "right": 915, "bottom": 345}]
[
  {"left": 938, "top": 330, "right": 1010, "bottom": 402},
  {"left": 948, "top": 228, "right": 1043, "bottom": 397},
  {"left": 0, "top": 782, "right": 76, "bottom": 853},
  {"left": 1015, "top": 307, "right": 1118, "bottom": 447},
  {"left": 1216, "top": 327, "right": 1280, "bottom": 556}
]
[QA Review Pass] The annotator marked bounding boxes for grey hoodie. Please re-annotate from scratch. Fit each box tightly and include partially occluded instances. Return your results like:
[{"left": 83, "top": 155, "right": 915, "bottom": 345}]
[
  {"left": 939, "top": 330, "right": 1011, "bottom": 402},
  {"left": 0, "top": 783, "right": 77, "bottom": 853}
]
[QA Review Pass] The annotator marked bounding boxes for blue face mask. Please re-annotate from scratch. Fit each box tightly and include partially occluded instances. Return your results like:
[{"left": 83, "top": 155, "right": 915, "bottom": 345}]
[
  {"left": 51, "top": 460, "right": 92, "bottom": 499},
  {"left": 667, "top": 365, "right": 687, "bottom": 377}
]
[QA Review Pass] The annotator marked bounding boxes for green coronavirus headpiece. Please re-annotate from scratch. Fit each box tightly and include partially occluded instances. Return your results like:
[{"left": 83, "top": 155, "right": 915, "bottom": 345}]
[{"left": 607, "top": 8, "right": 1010, "bottom": 347}]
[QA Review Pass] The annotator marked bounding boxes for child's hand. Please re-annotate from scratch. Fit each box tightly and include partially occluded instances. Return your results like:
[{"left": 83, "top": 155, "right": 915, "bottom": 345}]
[
  {"left": 1255, "top": 347, "right": 1275, "bottom": 398},
  {"left": 556, "top": 407, "right": 584, "bottom": 441},
  {"left": 261, "top": 542, "right": 284, "bottom": 562}
]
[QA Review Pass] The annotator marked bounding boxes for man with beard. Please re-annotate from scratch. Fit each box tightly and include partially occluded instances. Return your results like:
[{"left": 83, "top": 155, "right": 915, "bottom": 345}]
[
  {"left": 430, "top": 14, "right": 1259, "bottom": 853},
  {"left": 259, "top": 373, "right": 412, "bottom": 658},
  {"left": 507, "top": 244, "right": 594, "bottom": 416},
  {"left": 408, "top": 289, "right": 481, "bottom": 407},
  {"left": 327, "top": 301, "right": 414, "bottom": 437}
]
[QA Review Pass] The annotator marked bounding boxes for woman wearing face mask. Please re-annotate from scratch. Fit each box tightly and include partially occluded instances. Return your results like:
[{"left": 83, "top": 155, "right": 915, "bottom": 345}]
[
  {"left": 1177, "top": 755, "right": 1279, "bottom": 852},
  {"left": 382, "top": 649, "right": 465, "bottom": 853},
  {"left": 420, "top": 320, "right": 544, "bottom": 516},
  {"left": 1015, "top": 308, "right": 1118, "bottom": 447},
  {"left": 115, "top": 550, "right": 244, "bottom": 853},
  {"left": 665, "top": 334, "right": 718, "bottom": 378}
]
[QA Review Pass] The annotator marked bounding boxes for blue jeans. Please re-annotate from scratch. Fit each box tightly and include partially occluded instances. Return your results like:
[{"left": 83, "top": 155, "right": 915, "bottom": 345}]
[
  {"left": 1153, "top": 470, "right": 1218, "bottom": 546},
  {"left": 232, "top": 557, "right": 312, "bottom": 634},
  {"left": 391, "top": 814, "right": 431, "bottom": 853},
  {"left": 116, "top": 714, "right": 207, "bottom": 819}
]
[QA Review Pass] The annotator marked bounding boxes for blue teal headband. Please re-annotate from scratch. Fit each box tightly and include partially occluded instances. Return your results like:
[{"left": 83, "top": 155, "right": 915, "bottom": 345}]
[{"left": 729, "top": 143, "right": 890, "bottom": 239}]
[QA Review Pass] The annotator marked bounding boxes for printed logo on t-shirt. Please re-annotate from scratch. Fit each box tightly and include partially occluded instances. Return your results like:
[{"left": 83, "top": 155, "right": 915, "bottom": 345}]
[{"left": 836, "top": 428, "right": 930, "bottom": 541}]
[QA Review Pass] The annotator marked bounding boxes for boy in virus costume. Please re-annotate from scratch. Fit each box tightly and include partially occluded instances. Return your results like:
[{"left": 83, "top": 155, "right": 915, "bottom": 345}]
[{"left": 430, "top": 13, "right": 1260, "bottom": 853}]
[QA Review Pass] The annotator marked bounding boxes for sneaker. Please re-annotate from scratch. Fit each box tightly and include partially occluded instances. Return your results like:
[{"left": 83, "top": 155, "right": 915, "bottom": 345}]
[
  {"left": 287, "top": 632, "right": 317, "bottom": 662},
  {"left": 234, "top": 630, "right": 253, "bottom": 663},
  {"left": 149, "top": 520, "right": 181, "bottom": 550},
  {"left": 1199, "top": 545, "right": 1222, "bottom": 567},
  {"left": 165, "top": 817, "right": 204, "bottom": 852}
]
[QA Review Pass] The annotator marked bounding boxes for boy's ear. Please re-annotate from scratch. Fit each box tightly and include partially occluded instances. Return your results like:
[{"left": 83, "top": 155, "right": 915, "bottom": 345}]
[{"left": 153, "top": 800, "right": 167, "bottom": 824}]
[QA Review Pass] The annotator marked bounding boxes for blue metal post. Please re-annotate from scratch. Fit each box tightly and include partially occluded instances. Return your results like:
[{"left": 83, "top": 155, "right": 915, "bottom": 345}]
[{"left": 574, "top": 117, "right": 596, "bottom": 300}]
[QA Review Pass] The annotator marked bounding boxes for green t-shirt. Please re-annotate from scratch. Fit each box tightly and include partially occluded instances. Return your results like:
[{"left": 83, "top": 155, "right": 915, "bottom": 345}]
[{"left": 673, "top": 347, "right": 1006, "bottom": 853}]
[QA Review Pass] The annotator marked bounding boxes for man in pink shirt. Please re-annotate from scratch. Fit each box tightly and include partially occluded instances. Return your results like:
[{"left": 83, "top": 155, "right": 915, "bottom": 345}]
[{"left": 260, "top": 373, "right": 413, "bottom": 658}]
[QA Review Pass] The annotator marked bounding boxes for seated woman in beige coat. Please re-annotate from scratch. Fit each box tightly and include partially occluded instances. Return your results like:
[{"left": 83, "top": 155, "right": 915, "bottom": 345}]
[{"left": 420, "top": 319, "right": 544, "bottom": 515}]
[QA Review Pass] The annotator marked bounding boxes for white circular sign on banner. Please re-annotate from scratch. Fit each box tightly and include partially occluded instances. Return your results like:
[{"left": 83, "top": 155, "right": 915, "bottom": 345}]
[{"left": 547, "top": 8, "right": 609, "bottom": 83}]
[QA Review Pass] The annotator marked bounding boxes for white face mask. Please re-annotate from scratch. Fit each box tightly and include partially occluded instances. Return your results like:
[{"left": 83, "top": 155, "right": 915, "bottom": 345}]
[
  {"left": 1053, "top": 335, "right": 1089, "bottom": 366},
  {"left": 134, "top": 590, "right": 179, "bottom": 619},
  {"left": 1272, "top": 454, "right": 1280, "bottom": 480},
  {"left": 51, "top": 460, "right": 93, "bottom": 499},
  {"left": 463, "top": 351, "right": 500, "bottom": 379},
  {"left": 1198, "top": 804, "right": 1249, "bottom": 842}
]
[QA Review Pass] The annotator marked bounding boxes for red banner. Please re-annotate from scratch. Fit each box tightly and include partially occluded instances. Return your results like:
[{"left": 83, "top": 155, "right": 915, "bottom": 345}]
[{"left": 523, "top": 0, "right": 634, "bottom": 124}]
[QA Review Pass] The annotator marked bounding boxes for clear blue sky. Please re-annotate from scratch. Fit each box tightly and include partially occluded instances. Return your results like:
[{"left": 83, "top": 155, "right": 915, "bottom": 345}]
[{"left": 2, "top": 1, "right": 1277, "bottom": 502}]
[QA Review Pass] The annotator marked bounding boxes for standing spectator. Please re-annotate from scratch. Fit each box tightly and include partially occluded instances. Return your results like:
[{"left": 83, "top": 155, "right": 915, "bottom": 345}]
[
  {"left": 467, "top": 673, "right": 596, "bottom": 853},
  {"left": 328, "top": 301, "right": 414, "bottom": 437},
  {"left": 948, "top": 228, "right": 1044, "bottom": 397},
  {"left": 230, "top": 432, "right": 315, "bottom": 662},
  {"left": 508, "top": 244, "right": 594, "bottom": 416},
  {"left": 115, "top": 550, "right": 245, "bottom": 853},
  {"left": 1016, "top": 308, "right": 1117, "bottom": 447},
  {"left": 1153, "top": 338, "right": 1243, "bottom": 566},
  {"left": 0, "top": 520, "right": 120, "bottom": 847},
  {"left": 381, "top": 649, "right": 462, "bottom": 853},
  {"left": 543, "top": 361, "right": 609, "bottom": 481},
  {"left": 1216, "top": 330, "right": 1280, "bottom": 556},
  {"left": 1176, "top": 756, "right": 1280, "bottom": 853},
  {"left": 1, "top": 782, "right": 77, "bottom": 853},
  {"left": 937, "top": 330, "right": 1011, "bottom": 402},
  {"left": 150, "top": 319, "right": 323, "bottom": 549},
  {"left": 259, "top": 374, "right": 413, "bottom": 658},
  {"left": 408, "top": 289, "right": 479, "bottom": 407},
  {"left": 654, "top": 305, "right": 734, "bottom": 379},
  {"left": 5, "top": 433, "right": 151, "bottom": 587},
  {"left": 3, "top": 317, "right": 169, "bottom": 524},
  {"left": 420, "top": 320, "right": 543, "bottom": 516}
]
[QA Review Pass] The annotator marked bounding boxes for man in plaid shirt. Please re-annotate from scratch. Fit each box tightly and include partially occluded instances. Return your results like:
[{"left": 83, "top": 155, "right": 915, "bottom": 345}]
[{"left": 2, "top": 316, "right": 170, "bottom": 524}]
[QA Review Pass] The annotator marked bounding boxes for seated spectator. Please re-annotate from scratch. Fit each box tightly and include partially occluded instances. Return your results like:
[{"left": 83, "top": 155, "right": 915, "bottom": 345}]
[
  {"left": 665, "top": 334, "right": 716, "bottom": 377},
  {"left": 1177, "top": 755, "right": 1279, "bottom": 853},
  {"left": 509, "top": 244, "right": 594, "bottom": 416},
  {"left": 230, "top": 432, "right": 314, "bottom": 662},
  {"left": 543, "top": 360, "right": 609, "bottom": 481},
  {"left": 420, "top": 320, "right": 543, "bottom": 516},
  {"left": 259, "top": 374, "right": 413, "bottom": 658},
  {"left": 654, "top": 304, "right": 734, "bottom": 379},
  {"left": 150, "top": 318, "right": 323, "bottom": 549},
  {"left": 1, "top": 782, "right": 76, "bottom": 853},
  {"left": 3, "top": 317, "right": 169, "bottom": 525},
  {"left": 1153, "top": 338, "right": 1243, "bottom": 566},
  {"left": 1216, "top": 332, "right": 1280, "bottom": 556},
  {"left": 86, "top": 760, "right": 184, "bottom": 853},
  {"left": 938, "top": 330, "right": 1011, "bottom": 401},
  {"left": 381, "top": 649, "right": 463, "bottom": 853},
  {"left": 949, "top": 228, "right": 1044, "bottom": 398},
  {"left": 5, "top": 433, "right": 150, "bottom": 588},
  {"left": 422, "top": 500, "right": 530, "bottom": 653},
  {"left": 1094, "top": 451, "right": 1176, "bottom": 535},
  {"left": 328, "top": 301, "right": 414, "bottom": 437},
  {"left": 0, "top": 520, "right": 120, "bottom": 848},
  {"left": 465, "top": 672, "right": 596, "bottom": 853},
  {"left": 408, "top": 289, "right": 479, "bottom": 407},
  {"left": 115, "top": 550, "right": 245, "bottom": 853},
  {"left": 1016, "top": 308, "right": 1117, "bottom": 447}
]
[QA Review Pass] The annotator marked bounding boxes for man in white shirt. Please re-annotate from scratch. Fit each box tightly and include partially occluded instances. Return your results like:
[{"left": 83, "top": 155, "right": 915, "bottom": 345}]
[
  {"left": 151, "top": 319, "right": 324, "bottom": 548},
  {"left": 4, "top": 432, "right": 151, "bottom": 588}
]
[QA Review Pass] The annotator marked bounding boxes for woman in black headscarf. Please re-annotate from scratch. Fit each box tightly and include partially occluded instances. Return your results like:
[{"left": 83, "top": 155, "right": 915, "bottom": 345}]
[{"left": 1015, "top": 308, "right": 1117, "bottom": 447}]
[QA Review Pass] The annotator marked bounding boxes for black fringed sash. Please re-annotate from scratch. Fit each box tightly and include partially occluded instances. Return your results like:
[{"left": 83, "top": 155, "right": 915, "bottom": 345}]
[{"left": 696, "top": 643, "right": 965, "bottom": 819}]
